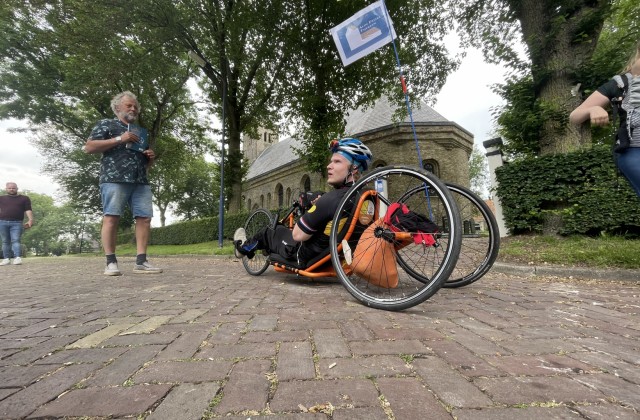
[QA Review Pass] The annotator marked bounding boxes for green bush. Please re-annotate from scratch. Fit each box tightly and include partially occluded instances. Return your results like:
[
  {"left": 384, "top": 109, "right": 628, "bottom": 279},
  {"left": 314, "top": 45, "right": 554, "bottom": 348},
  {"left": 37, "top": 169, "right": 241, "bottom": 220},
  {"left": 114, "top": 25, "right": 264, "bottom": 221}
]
[
  {"left": 495, "top": 145, "right": 640, "bottom": 235},
  {"left": 117, "top": 212, "right": 249, "bottom": 246}
]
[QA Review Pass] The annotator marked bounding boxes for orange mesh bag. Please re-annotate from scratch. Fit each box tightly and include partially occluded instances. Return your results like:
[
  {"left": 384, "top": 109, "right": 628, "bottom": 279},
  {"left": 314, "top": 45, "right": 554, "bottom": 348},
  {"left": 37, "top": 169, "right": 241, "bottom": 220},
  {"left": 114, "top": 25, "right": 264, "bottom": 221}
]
[{"left": 351, "top": 218, "right": 399, "bottom": 288}]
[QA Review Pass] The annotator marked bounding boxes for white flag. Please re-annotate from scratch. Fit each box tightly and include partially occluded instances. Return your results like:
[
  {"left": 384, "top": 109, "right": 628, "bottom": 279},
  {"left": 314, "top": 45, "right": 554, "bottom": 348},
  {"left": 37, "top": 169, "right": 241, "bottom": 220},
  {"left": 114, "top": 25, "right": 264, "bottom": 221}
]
[{"left": 329, "top": 1, "right": 397, "bottom": 67}]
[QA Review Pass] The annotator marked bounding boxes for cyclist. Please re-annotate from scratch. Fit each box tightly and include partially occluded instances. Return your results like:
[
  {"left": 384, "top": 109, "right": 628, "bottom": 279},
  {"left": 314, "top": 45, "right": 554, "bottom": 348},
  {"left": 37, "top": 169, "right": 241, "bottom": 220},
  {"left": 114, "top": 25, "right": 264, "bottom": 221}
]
[{"left": 234, "top": 137, "right": 373, "bottom": 267}]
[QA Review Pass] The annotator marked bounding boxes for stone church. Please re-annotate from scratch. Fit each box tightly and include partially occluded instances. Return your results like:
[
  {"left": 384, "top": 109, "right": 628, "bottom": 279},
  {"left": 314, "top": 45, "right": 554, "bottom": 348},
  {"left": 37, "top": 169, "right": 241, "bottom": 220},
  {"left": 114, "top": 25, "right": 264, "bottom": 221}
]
[{"left": 242, "top": 96, "right": 474, "bottom": 212}]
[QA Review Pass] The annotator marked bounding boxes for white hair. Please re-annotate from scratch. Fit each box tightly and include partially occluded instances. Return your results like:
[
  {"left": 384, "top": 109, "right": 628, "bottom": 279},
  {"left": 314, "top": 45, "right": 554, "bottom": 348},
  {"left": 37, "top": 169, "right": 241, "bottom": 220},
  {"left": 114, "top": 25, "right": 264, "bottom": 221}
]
[{"left": 110, "top": 91, "right": 139, "bottom": 115}]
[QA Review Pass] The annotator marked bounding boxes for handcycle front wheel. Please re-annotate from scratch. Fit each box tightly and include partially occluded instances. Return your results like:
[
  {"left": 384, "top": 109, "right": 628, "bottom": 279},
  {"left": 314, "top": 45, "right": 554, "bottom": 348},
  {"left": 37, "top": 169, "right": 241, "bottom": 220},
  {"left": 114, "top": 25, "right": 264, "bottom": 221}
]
[
  {"left": 442, "top": 183, "right": 500, "bottom": 288},
  {"left": 241, "top": 208, "right": 273, "bottom": 276},
  {"left": 329, "top": 166, "right": 462, "bottom": 311}
]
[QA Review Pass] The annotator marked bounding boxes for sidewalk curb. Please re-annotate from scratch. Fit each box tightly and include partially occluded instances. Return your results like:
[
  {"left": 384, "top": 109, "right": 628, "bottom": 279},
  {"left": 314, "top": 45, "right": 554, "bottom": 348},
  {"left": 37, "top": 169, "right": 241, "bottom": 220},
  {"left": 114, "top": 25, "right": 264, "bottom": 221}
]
[{"left": 493, "top": 261, "right": 640, "bottom": 282}]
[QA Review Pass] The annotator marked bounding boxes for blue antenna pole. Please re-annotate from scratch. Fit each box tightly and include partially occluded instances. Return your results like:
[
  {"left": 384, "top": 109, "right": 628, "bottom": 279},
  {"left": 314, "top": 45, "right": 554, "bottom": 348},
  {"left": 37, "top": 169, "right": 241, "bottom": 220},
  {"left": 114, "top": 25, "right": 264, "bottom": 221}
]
[{"left": 380, "top": 0, "right": 424, "bottom": 171}]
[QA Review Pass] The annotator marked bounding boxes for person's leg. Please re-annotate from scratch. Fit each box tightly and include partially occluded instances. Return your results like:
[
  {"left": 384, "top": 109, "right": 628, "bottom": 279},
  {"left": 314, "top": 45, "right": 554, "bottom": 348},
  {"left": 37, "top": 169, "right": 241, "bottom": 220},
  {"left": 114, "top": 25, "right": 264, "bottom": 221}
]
[
  {"left": 616, "top": 148, "right": 640, "bottom": 197},
  {"left": 101, "top": 215, "right": 120, "bottom": 254},
  {"left": 0, "top": 221, "right": 12, "bottom": 264},
  {"left": 100, "top": 183, "right": 130, "bottom": 275},
  {"left": 134, "top": 217, "right": 151, "bottom": 256},
  {"left": 9, "top": 222, "right": 24, "bottom": 258},
  {"left": 130, "top": 184, "right": 161, "bottom": 273},
  {"left": 0, "top": 221, "right": 11, "bottom": 259}
]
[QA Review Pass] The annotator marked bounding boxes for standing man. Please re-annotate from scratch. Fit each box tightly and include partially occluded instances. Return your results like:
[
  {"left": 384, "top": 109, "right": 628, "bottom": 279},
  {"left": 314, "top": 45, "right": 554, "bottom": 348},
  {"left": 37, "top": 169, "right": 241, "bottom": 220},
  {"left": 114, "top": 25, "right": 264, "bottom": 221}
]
[
  {"left": 0, "top": 182, "right": 33, "bottom": 266},
  {"left": 85, "top": 91, "right": 162, "bottom": 276}
]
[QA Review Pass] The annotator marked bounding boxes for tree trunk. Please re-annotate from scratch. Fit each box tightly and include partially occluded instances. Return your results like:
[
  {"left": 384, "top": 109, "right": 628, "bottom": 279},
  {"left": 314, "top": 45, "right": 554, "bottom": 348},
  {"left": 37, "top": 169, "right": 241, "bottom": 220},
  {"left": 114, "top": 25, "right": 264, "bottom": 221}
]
[
  {"left": 515, "top": 0, "right": 609, "bottom": 234},
  {"left": 516, "top": 0, "right": 606, "bottom": 155}
]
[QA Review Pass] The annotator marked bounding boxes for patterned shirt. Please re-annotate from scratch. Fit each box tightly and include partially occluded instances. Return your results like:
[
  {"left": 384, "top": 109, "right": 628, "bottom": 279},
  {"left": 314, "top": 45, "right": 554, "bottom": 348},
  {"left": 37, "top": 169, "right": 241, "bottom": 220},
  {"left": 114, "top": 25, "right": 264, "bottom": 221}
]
[{"left": 88, "top": 118, "right": 150, "bottom": 184}]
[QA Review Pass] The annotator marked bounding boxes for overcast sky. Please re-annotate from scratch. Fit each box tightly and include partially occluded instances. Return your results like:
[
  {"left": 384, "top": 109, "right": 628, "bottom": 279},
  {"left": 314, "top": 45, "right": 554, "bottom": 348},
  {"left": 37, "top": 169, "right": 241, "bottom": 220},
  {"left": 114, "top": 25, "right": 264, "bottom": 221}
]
[{"left": 0, "top": 43, "right": 507, "bottom": 226}]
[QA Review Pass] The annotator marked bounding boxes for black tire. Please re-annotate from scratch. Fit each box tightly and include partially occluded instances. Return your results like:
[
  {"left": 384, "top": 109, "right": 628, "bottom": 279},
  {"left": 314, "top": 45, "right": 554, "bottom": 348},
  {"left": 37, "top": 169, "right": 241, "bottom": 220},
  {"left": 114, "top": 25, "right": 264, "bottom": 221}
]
[
  {"left": 329, "top": 166, "right": 462, "bottom": 311},
  {"left": 241, "top": 208, "right": 273, "bottom": 276},
  {"left": 442, "top": 183, "right": 500, "bottom": 288}
]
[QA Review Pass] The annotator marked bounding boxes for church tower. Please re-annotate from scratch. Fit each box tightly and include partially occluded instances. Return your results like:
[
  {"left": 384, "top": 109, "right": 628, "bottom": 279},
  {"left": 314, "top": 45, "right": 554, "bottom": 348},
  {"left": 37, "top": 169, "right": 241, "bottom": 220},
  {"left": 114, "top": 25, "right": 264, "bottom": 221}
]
[{"left": 244, "top": 127, "right": 278, "bottom": 165}]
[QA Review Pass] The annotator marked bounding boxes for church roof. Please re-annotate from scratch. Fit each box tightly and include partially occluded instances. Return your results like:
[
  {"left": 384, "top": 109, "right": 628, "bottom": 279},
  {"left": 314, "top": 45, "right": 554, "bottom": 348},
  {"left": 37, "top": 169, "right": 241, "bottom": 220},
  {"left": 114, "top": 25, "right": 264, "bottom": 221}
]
[
  {"left": 344, "top": 96, "right": 448, "bottom": 135},
  {"left": 246, "top": 97, "right": 450, "bottom": 181}
]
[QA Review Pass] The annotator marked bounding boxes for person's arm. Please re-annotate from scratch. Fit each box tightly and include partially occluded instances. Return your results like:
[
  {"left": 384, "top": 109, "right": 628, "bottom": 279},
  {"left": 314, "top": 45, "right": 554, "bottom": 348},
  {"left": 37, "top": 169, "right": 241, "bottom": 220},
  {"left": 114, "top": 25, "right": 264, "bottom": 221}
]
[
  {"left": 292, "top": 224, "right": 312, "bottom": 242},
  {"left": 569, "top": 90, "right": 611, "bottom": 126},
  {"left": 24, "top": 209, "right": 34, "bottom": 229},
  {"left": 84, "top": 131, "right": 139, "bottom": 154}
]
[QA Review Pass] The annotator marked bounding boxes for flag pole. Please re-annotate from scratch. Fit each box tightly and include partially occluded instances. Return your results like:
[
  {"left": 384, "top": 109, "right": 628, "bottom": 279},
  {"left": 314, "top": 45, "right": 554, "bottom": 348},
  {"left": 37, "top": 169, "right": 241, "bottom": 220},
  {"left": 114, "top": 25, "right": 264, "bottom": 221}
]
[{"left": 380, "top": 0, "right": 424, "bottom": 171}]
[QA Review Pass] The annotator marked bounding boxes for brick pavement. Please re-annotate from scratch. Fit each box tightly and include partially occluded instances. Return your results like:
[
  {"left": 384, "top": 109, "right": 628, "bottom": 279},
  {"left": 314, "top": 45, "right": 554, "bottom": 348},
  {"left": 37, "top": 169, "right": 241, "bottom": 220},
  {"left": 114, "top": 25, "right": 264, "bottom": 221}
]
[{"left": 0, "top": 256, "right": 638, "bottom": 419}]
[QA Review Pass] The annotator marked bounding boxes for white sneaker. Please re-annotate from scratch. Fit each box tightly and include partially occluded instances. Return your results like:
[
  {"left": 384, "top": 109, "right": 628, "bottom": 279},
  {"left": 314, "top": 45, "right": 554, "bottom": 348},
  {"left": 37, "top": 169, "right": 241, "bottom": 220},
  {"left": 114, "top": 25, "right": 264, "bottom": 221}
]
[
  {"left": 12, "top": 257, "right": 22, "bottom": 265},
  {"left": 104, "top": 262, "right": 122, "bottom": 276},
  {"left": 133, "top": 261, "right": 163, "bottom": 274},
  {"left": 233, "top": 227, "right": 247, "bottom": 258},
  {"left": 0, "top": 258, "right": 10, "bottom": 266}
]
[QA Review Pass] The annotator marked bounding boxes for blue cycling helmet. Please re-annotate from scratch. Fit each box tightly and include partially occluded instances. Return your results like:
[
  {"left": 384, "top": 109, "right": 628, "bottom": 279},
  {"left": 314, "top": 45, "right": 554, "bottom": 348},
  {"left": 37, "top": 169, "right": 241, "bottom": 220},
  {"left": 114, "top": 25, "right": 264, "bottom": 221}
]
[{"left": 328, "top": 137, "right": 373, "bottom": 171}]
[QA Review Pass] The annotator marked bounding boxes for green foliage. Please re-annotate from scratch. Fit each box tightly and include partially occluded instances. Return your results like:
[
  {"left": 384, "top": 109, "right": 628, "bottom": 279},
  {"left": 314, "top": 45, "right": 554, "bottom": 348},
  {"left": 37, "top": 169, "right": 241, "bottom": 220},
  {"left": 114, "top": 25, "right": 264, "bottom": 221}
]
[
  {"left": 495, "top": 145, "right": 640, "bottom": 235},
  {"left": 117, "top": 212, "right": 249, "bottom": 246},
  {"left": 281, "top": 0, "right": 458, "bottom": 175},
  {"left": 468, "top": 144, "right": 490, "bottom": 198}
]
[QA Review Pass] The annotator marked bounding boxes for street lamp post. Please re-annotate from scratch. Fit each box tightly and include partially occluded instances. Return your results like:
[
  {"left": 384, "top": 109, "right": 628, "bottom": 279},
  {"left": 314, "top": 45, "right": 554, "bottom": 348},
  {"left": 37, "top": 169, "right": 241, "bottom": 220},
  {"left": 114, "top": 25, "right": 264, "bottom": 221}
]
[{"left": 188, "top": 50, "right": 226, "bottom": 248}]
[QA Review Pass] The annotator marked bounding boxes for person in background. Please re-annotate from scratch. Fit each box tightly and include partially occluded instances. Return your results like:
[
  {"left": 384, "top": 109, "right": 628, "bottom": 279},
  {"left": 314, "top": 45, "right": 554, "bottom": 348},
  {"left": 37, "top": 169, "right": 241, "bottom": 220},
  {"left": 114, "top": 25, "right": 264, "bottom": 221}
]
[
  {"left": 569, "top": 41, "right": 640, "bottom": 197},
  {"left": 0, "top": 182, "right": 34, "bottom": 266},
  {"left": 85, "top": 91, "right": 162, "bottom": 276}
]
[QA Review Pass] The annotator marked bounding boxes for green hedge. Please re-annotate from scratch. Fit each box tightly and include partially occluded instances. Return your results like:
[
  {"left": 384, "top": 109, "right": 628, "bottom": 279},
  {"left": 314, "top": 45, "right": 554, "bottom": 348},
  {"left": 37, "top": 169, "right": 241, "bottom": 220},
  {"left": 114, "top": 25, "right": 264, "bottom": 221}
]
[
  {"left": 495, "top": 145, "right": 640, "bottom": 235},
  {"left": 117, "top": 211, "right": 250, "bottom": 245}
]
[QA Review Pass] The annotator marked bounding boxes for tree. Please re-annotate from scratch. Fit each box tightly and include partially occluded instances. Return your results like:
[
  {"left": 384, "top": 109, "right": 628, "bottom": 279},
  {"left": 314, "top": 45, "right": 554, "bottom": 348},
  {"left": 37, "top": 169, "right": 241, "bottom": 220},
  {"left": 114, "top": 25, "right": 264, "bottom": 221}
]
[
  {"left": 492, "top": 0, "right": 640, "bottom": 157},
  {"left": 469, "top": 145, "right": 490, "bottom": 198},
  {"left": 1, "top": 0, "right": 210, "bottom": 220},
  {"left": 279, "top": 0, "right": 458, "bottom": 175},
  {"left": 452, "top": 0, "right": 613, "bottom": 155}
]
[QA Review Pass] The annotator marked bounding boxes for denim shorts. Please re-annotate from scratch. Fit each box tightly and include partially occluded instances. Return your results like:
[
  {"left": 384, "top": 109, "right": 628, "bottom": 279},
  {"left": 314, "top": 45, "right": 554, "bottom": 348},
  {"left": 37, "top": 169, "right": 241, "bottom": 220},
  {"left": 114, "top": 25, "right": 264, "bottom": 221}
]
[{"left": 100, "top": 183, "right": 153, "bottom": 218}]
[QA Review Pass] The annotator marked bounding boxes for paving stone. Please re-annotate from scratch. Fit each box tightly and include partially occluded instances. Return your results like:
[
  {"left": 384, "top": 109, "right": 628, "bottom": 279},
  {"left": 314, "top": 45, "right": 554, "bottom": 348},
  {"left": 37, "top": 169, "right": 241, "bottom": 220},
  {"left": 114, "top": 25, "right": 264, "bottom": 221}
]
[
  {"left": 270, "top": 379, "right": 379, "bottom": 412},
  {"left": 147, "top": 382, "right": 219, "bottom": 420},
  {"left": 427, "top": 339, "right": 503, "bottom": 377},
  {"left": 413, "top": 356, "right": 493, "bottom": 408},
  {"left": 154, "top": 330, "right": 210, "bottom": 361},
  {"left": 215, "top": 359, "right": 272, "bottom": 414},
  {"left": 0, "top": 364, "right": 60, "bottom": 387},
  {"left": 452, "top": 406, "right": 584, "bottom": 419},
  {"left": 377, "top": 377, "right": 452, "bottom": 419},
  {"left": 101, "top": 330, "right": 180, "bottom": 347},
  {"left": 313, "top": 328, "right": 351, "bottom": 358},
  {"left": 0, "top": 363, "right": 98, "bottom": 419},
  {"left": 320, "top": 355, "right": 411, "bottom": 379},
  {"left": 133, "top": 360, "right": 232, "bottom": 384},
  {"left": 350, "top": 339, "right": 432, "bottom": 357},
  {"left": 573, "top": 373, "right": 640, "bottom": 409},
  {"left": 574, "top": 403, "right": 640, "bottom": 419},
  {"left": 332, "top": 406, "right": 390, "bottom": 419},
  {"left": 242, "top": 329, "right": 310, "bottom": 343},
  {"left": 83, "top": 345, "right": 165, "bottom": 387},
  {"left": 474, "top": 376, "right": 605, "bottom": 405},
  {"left": 277, "top": 341, "right": 316, "bottom": 381},
  {"left": 29, "top": 384, "right": 172, "bottom": 418},
  {"left": 66, "top": 323, "right": 135, "bottom": 349},
  {"left": 483, "top": 353, "right": 597, "bottom": 376},
  {"left": 196, "top": 342, "right": 277, "bottom": 359}
]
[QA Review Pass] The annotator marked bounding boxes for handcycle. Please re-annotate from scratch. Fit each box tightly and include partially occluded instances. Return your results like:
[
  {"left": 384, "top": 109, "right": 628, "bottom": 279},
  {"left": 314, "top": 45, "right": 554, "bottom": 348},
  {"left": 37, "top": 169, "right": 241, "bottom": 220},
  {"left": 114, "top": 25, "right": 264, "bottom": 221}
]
[{"left": 239, "top": 165, "right": 464, "bottom": 311}]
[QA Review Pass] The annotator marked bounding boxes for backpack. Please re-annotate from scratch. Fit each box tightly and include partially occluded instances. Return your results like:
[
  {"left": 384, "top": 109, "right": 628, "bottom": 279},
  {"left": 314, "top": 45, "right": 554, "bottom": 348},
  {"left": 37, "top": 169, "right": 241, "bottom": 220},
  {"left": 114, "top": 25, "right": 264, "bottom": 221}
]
[
  {"left": 611, "top": 73, "right": 637, "bottom": 153},
  {"left": 382, "top": 202, "right": 439, "bottom": 247}
]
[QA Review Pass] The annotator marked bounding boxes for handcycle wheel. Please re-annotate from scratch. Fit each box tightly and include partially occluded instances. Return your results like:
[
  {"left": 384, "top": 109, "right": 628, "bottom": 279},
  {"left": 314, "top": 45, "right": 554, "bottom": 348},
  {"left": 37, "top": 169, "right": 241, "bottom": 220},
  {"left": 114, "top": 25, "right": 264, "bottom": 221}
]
[
  {"left": 442, "top": 183, "right": 500, "bottom": 288},
  {"left": 241, "top": 208, "right": 273, "bottom": 276},
  {"left": 329, "top": 166, "right": 462, "bottom": 311}
]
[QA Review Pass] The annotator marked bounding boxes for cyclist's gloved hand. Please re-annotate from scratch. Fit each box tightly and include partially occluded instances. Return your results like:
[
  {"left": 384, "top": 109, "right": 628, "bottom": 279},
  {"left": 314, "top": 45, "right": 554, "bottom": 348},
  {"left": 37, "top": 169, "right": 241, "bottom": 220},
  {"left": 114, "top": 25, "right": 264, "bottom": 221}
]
[{"left": 298, "top": 191, "right": 324, "bottom": 211}]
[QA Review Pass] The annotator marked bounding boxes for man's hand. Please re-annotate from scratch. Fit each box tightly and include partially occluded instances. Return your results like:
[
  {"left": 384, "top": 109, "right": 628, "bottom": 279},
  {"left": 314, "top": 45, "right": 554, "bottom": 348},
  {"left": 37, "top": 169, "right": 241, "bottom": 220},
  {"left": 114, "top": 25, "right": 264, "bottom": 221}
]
[{"left": 24, "top": 220, "right": 33, "bottom": 229}]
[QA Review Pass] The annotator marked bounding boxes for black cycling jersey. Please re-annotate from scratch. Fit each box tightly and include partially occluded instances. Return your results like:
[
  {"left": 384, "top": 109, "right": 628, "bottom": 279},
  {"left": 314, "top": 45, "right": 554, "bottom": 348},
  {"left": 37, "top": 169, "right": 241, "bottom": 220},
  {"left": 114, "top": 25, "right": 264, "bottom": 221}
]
[{"left": 296, "top": 186, "right": 351, "bottom": 265}]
